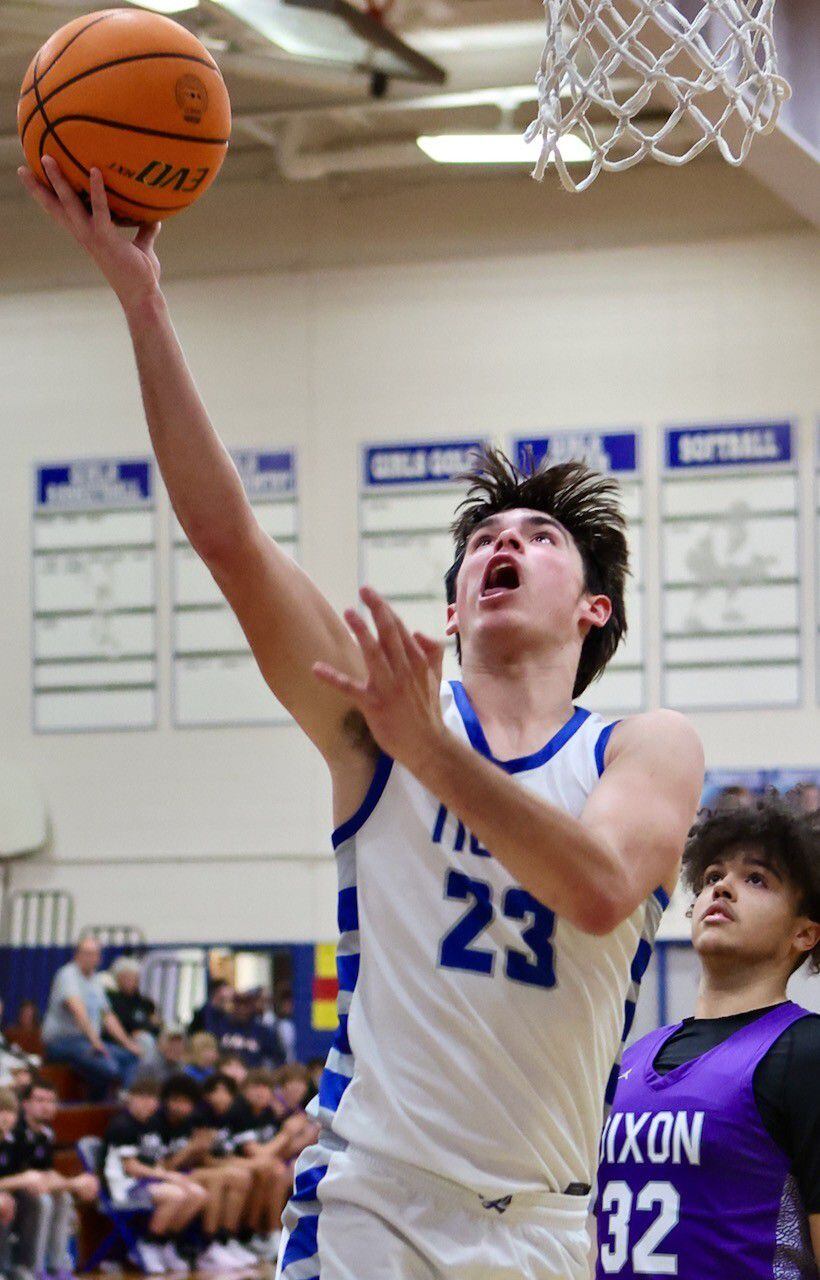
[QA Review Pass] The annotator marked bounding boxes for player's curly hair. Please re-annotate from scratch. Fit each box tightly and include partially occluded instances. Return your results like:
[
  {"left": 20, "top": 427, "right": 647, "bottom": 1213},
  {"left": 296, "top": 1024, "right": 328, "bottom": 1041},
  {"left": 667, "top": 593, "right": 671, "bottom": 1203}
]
[
  {"left": 682, "top": 797, "right": 820, "bottom": 975},
  {"left": 444, "top": 447, "right": 629, "bottom": 697}
]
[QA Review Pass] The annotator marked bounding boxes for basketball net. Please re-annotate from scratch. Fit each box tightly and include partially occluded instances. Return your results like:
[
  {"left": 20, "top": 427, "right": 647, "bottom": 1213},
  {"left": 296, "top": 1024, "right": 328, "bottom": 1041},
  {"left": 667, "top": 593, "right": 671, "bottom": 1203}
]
[{"left": 525, "top": 0, "right": 791, "bottom": 192}]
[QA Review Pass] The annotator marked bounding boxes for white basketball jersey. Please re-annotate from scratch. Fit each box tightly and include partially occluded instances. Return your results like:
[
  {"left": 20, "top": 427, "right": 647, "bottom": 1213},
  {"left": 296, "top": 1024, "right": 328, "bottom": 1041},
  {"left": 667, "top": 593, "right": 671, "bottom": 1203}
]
[{"left": 317, "top": 680, "right": 667, "bottom": 1199}]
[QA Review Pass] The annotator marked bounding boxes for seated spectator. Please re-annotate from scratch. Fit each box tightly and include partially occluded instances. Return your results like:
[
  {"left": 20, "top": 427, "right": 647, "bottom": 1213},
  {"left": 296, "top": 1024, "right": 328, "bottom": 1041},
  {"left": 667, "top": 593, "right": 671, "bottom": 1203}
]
[
  {"left": 187, "top": 982, "right": 233, "bottom": 1038},
  {"left": 216, "top": 992, "right": 285, "bottom": 1071},
  {"left": 0, "top": 1088, "right": 24, "bottom": 1276},
  {"left": 133, "top": 1027, "right": 189, "bottom": 1086},
  {"left": 13, "top": 1079, "right": 99, "bottom": 1280},
  {"left": 100, "top": 1079, "right": 207, "bottom": 1275},
  {"left": 231, "top": 1070, "right": 291, "bottom": 1260},
  {"left": 42, "top": 936, "right": 144, "bottom": 1100},
  {"left": 304, "top": 1058, "right": 324, "bottom": 1106},
  {"left": 184, "top": 1034, "right": 219, "bottom": 1084},
  {"left": 786, "top": 781, "right": 820, "bottom": 817},
  {"left": 157, "top": 1076, "right": 255, "bottom": 1271},
  {"left": 9, "top": 1062, "right": 36, "bottom": 1098},
  {"left": 4, "top": 1002, "right": 43, "bottom": 1058},
  {"left": 106, "top": 959, "right": 161, "bottom": 1051},
  {"left": 217, "top": 1053, "right": 248, "bottom": 1089},
  {"left": 269, "top": 1066, "right": 318, "bottom": 1167},
  {"left": 269, "top": 986, "right": 297, "bottom": 1065}
]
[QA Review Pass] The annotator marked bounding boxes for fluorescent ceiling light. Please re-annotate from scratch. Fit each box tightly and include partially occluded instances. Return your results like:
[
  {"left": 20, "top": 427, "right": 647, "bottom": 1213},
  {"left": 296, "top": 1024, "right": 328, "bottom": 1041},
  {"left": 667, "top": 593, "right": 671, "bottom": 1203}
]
[
  {"left": 416, "top": 133, "right": 592, "bottom": 165},
  {"left": 212, "top": 0, "right": 444, "bottom": 83},
  {"left": 124, "top": 0, "right": 199, "bottom": 12}
]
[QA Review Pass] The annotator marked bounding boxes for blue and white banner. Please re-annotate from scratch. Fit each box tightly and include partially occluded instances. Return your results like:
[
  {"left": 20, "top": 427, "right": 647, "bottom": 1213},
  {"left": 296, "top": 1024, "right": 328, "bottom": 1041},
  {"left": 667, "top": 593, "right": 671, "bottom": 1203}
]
[
  {"left": 515, "top": 430, "right": 639, "bottom": 475},
  {"left": 665, "top": 422, "right": 792, "bottom": 470},
  {"left": 35, "top": 458, "right": 152, "bottom": 511},
  {"left": 32, "top": 457, "right": 157, "bottom": 733},
  {"left": 363, "top": 440, "right": 484, "bottom": 488},
  {"left": 232, "top": 449, "right": 296, "bottom": 498}
]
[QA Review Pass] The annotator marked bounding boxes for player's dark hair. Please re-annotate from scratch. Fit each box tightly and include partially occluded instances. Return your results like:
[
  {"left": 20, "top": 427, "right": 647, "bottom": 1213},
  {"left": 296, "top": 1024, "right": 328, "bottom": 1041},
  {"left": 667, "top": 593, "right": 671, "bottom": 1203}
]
[
  {"left": 202, "top": 1072, "right": 238, "bottom": 1097},
  {"left": 127, "top": 1078, "right": 161, "bottom": 1099},
  {"left": 445, "top": 447, "right": 629, "bottom": 697},
  {"left": 682, "top": 797, "right": 820, "bottom": 974},
  {"left": 244, "top": 1069, "right": 275, "bottom": 1089},
  {"left": 20, "top": 1078, "right": 55, "bottom": 1101},
  {"left": 161, "top": 1074, "right": 201, "bottom": 1105}
]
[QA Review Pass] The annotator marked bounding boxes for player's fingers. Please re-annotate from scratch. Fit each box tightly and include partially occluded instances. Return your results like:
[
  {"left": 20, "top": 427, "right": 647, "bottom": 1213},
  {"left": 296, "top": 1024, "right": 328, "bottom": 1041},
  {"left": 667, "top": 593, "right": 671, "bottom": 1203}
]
[
  {"left": 41, "top": 156, "right": 92, "bottom": 239},
  {"left": 391, "top": 610, "right": 428, "bottom": 676},
  {"left": 343, "top": 608, "right": 393, "bottom": 683},
  {"left": 134, "top": 220, "right": 161, "bottom": 254},
  {"left": 414, "top": 631, "right": 444, "bottom": 680},
  {"left": 312, "top": 662, "right": 369, "bottom": 703},
  {"left": 88, "top": 167, "right": 112, "bottom": 229},
  {"left": 360, "top": 586, "right": 409, "bottom": 672}
]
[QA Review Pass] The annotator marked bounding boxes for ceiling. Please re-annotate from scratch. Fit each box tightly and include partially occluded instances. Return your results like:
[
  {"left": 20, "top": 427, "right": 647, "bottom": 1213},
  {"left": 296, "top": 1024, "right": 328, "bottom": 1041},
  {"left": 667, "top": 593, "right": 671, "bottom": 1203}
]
[{"left": 0, "top": 0, "right": 817, "bottom": 220}]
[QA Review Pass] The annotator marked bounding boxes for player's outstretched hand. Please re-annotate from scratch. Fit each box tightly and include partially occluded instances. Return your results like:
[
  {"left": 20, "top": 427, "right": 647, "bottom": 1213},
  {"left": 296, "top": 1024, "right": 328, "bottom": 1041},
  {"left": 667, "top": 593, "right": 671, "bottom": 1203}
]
[
  {"left": 18, "top": 158, "right": 162, "bottom": 312},
  {"left": 314, "top": 585, "right": 448, "bottom": 775}
]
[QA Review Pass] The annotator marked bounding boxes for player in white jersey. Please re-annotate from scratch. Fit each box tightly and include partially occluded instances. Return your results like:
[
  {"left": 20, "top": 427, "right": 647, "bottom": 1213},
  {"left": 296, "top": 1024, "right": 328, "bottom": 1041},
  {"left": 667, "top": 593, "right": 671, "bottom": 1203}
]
[{"left": 21, "top": 160, "right": 705, "bottom": 1280}]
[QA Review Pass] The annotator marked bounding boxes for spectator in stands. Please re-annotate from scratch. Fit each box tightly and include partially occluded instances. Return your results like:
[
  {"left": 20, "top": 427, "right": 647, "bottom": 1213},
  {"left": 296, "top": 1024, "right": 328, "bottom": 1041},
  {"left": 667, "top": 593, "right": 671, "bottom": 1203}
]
[
  {"left": 270, "top": 986, "right": 297, "bottom": 1065},
  {"left": 4, "top": 1002, "right": 43, "bottom": 1058},
  {"left": 217, "top": 992, "right": 285, "bottom": 1070},
  {"left": 106, "top": 958, "right": 160, "bottom": 1048},
  {"left": 231, "top": 1069, "right": 290, "bottom": 1260},
  {"left": 157, "top": 1075, "right": 255, "bottom": 1271},
  {"left": 42, "top": 936, "right": 143, "bottom": 1100},
  {"left": 787, "top": 781, "right": 820, "bottom": 817},
  {"left": 217, "top": 1054, "right": 248, "bottom": 1089},
  {"left": 270, "top": 1066, "right": 319, "bottom": 1166},
  {"left": 184, "top": 1034, "right": 219, "bottom": 1085},
  {"left": 10, "top": 1063, "right": 36, "bottom": 1098},
  {"left": 0, "top": 1088, "right": 24, "bottom": 1278},
  {"left": 714, "top": 784, "right": 754, "bottom": 813},
  {"left": 13, "top": 1079, "right": 99, "bottom": 1280},
  {"left": 187, "top": 982, "right": 233, "bottom": 1038},
  {"left": 100, "top": 1078, "right": 207, "bottom": 1275}
]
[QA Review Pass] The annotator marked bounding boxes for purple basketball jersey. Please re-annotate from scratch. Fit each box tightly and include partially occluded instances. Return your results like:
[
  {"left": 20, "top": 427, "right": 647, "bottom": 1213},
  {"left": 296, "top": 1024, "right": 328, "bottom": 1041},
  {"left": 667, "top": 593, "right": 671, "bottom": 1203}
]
[{"left": 595, "top": 1001, "right": 817, "bottom": 1279}]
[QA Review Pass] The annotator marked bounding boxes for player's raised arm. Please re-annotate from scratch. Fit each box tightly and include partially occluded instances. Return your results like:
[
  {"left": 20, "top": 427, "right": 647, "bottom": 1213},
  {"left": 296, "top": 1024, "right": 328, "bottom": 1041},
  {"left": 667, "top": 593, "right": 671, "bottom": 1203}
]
[{"left": 18, "top": 159, "right": 366, "bottom": 763}]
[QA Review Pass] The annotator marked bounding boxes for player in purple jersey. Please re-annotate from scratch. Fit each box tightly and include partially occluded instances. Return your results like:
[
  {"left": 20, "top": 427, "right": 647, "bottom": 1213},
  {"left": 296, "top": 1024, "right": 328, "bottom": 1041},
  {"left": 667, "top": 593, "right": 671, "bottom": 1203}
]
[{"left": 595, "top": 798, "right": 820, "bottom": 1280}]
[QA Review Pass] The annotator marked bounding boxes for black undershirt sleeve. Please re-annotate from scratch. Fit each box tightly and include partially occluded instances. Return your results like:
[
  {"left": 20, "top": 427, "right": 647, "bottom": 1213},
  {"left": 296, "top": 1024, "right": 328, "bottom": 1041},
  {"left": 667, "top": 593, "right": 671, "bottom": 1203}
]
[{"left": 652, "top": 1007, "right": 820, "bottom": 1215}]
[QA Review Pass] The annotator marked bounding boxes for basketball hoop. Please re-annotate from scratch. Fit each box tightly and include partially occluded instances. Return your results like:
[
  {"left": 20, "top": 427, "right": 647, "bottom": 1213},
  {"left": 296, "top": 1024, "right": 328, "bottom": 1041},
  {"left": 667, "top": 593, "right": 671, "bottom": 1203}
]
[{"left": 526, "top": 0, "right": 791, "bottom": 192}]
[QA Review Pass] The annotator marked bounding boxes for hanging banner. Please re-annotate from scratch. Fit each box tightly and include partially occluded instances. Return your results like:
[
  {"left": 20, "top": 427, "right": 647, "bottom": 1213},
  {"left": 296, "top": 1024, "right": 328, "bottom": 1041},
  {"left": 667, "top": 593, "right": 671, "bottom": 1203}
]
[
  {"left": 32, "top": 458, "right": 158, "bottom": 733},
  {"left": 661, "top": 420, "right": 799, "bottom": 710},
  {"left": 172, "top": 449, "right": 298, "bottom": 727}
]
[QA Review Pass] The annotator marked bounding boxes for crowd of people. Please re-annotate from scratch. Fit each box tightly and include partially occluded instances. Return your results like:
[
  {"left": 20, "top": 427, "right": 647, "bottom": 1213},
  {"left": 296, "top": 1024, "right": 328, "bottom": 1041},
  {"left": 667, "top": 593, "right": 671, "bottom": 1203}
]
[{"left": 0, "top": 952, "right": 324, "bottom": 1276}]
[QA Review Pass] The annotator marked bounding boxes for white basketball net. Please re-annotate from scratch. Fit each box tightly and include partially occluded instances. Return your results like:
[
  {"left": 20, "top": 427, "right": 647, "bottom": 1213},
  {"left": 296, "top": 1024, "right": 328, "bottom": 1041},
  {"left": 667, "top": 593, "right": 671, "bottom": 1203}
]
[{"left": 526, "top": 0, "right": 791, "bottom": 192}]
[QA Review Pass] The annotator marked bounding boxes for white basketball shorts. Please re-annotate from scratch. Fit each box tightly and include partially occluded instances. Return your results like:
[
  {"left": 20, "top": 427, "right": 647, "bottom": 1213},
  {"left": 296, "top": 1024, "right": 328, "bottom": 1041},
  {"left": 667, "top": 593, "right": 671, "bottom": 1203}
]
[{"left": 276, "top": 1136, "right": 592, "bottom": 1280}]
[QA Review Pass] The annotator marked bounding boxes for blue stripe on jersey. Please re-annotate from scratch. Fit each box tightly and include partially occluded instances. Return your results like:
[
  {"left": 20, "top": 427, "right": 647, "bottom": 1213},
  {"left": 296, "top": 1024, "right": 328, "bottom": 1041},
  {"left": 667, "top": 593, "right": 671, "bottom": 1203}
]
[
  {"left": 333, "top": 1013, "right": 350, "bottom": 1055},
  {"left": 654, "top": 885, "right": 670, "bottom": 910},
  {"left": 337, "top": 886, "right": 358, "bottom": 933},
  {"left": 449, "top": 680, "right": 591, "bottom": 774},
  {"left": 319, "top": 1067, "right": 352, "bottom": 1113},
  {"left": 604, "top": 891, "right": 666, "bottom": 1110},
  {"left": 280, "top": 1207, "right": 319, "bottom": 1265},
  {"left": 594, "top": 720, "right": 620, "bottom": 776},
  {"left": 332, "top": 751, "right": 393, "bottom": 848},
  {"left": 336, "top": 952, "right": 359, "bottom": 992}
]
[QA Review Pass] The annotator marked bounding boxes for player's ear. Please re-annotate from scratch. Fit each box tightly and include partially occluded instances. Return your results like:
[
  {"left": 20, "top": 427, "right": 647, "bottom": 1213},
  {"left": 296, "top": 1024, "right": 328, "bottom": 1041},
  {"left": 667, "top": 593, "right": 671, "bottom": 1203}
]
[
  {"left": 579, "top": 593, "right": 611, "bottom": 632},
  {"left": 445, "top": 602, "right": 459, "bottom": 638},
  {"left": 792, "top": 916, "right": 820, "bottom": 959}
]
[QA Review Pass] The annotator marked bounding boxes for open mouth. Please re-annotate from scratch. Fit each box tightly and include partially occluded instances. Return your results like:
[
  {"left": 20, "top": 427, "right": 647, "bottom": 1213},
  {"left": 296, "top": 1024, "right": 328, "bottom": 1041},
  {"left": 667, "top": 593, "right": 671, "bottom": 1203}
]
[{"left": 481, "top": 559, "right": 521, "bottom": 598}]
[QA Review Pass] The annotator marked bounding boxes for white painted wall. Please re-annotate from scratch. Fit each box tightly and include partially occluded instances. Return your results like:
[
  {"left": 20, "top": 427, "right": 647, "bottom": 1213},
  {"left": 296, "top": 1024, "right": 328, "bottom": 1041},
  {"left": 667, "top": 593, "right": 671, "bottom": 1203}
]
[{"left": 0, "top": 161, "right": 818, "bottom": 952}]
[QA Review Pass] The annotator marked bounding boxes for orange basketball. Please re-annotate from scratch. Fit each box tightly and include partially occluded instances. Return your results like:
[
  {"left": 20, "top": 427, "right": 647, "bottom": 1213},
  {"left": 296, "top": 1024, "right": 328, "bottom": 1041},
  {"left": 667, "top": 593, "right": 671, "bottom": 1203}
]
[{"left": 17, "top": 8, "right": 231, "bottom": 224}]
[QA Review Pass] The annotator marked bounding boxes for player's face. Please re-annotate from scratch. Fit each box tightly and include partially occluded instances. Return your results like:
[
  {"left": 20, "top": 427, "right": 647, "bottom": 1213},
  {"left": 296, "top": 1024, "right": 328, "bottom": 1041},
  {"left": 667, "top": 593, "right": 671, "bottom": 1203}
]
[
  {"left": 165, "top": 1095, "right": 194, "bottom": 1122},
  {"left": 691, "top": 846, "right": 817, "bottom": 973},
  {"left": 26, "top": 1087, "right": 56, "bottom": 1124},
  {"left": 448, "top": 508, "right": 610, "bottom": 664},
  {"left": 128, "top": 1094, "right": 159, "bottom": 1123},
  {"left": 244, "top": 1082, "right": 273, "bottom": 1112}
]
